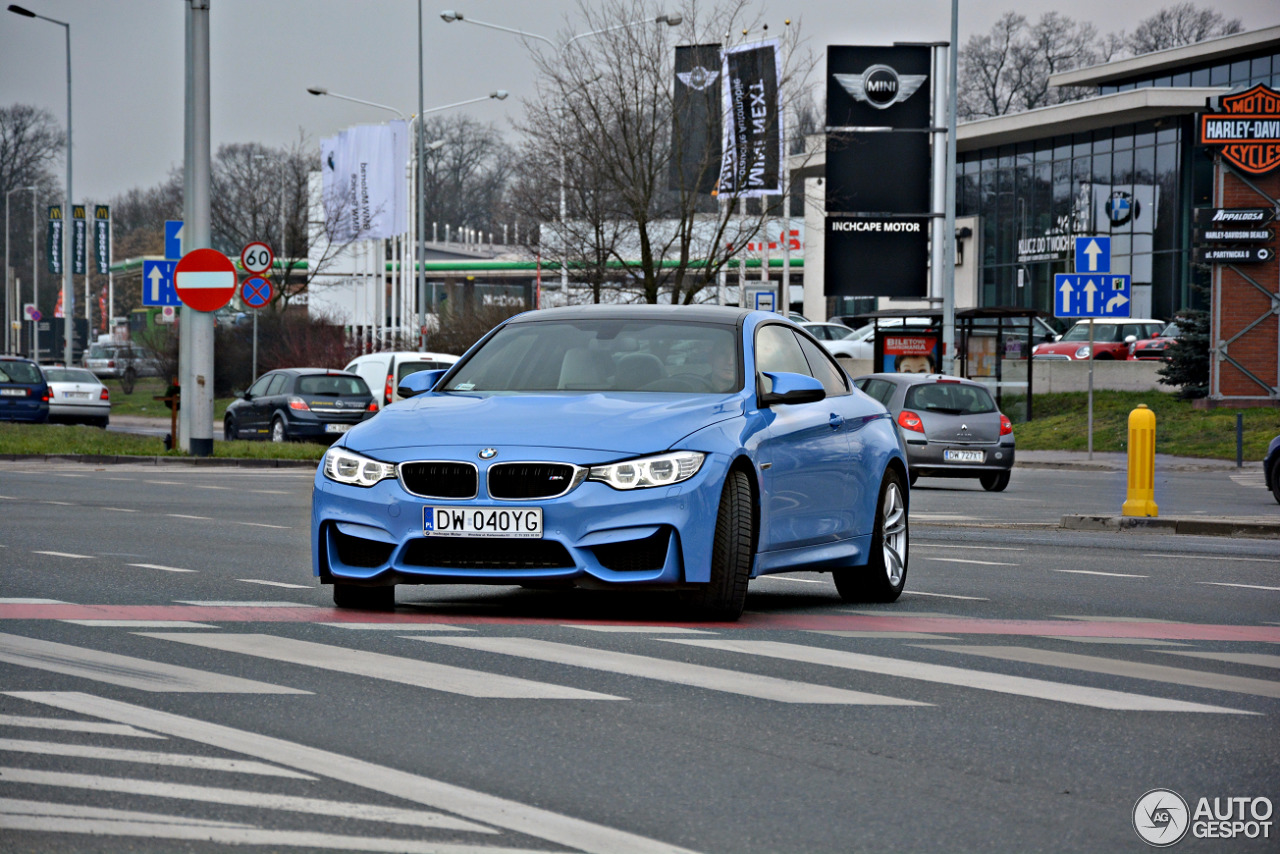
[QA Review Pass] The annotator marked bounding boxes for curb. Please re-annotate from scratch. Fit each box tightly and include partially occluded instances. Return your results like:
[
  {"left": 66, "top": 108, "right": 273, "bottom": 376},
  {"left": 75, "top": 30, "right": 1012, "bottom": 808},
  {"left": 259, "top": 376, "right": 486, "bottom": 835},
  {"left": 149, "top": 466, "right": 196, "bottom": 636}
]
[
  {"left": 0, "top": 453, "right": 318, "bottom": 469},
  {"left": 1061, "top": 514, "right": 1280, "bottom": 539}
]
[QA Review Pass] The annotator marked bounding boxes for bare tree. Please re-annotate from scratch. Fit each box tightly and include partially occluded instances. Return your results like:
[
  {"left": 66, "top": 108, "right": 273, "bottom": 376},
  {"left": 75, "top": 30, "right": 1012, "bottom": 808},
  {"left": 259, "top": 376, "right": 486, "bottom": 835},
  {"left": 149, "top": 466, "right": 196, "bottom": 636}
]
[
  {"left": 1128, "top": 3, "right": 1243, "bottom": 54},
  {"left": 959, "top": 12, "right": 1098, "bottom": 120},
  {"left": 1, "top": 104, "right": 65, "bottom": 323},
  {"left": 509, "top": 0, "right": 817, "bottom": 306},
  {"left": 419, "top": 114, "right": 512, "bottom": 237}
]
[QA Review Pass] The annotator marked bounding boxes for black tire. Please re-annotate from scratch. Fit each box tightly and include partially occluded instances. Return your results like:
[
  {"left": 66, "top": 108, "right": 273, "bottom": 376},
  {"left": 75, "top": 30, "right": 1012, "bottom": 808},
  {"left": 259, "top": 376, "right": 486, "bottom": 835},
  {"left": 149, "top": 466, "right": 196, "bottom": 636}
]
[
  {"left": 270, "top": 416, "right": 288, "bottom": 443},
  {"left": 333, "top": 583, "right": 395, "bottom": 610},
  {"left": 223, "top": 417, "right": 238, "bottom": 441},
  {"left": 834, "top": 468, "right": 908, "bottom": 603},
  {"left": 908, "top": 471, "right": 918, "bottom": 487},
  {"left": 94, "top": 417, "right": 109, "bottom": 429},
  {"left": 685, "top": 469, "right": 753, "bottom": 621},
  {"left": 980, "top": 470, "right": 1011, "bottom": 492},
  {"left": 120, "top": 368, "right": 137, "bottom": 395},
  {"left": 1271, "top": 458, "right": 1280, "bottom": 506}
]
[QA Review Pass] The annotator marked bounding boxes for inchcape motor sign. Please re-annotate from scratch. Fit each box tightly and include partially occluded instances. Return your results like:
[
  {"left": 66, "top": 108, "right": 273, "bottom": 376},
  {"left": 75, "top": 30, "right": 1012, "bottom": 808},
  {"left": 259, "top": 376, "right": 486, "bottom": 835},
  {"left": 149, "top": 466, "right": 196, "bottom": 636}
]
[{"left": 1199, "top": 84, "right": 1280, "bottom": 175}]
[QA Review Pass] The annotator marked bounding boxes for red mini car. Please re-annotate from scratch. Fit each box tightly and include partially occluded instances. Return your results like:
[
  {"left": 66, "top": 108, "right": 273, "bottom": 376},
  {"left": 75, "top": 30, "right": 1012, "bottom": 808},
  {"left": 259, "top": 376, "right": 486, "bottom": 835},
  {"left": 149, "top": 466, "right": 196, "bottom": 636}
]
[
  {"left": 1032, "top": 319, "right": 1165, "bottom": 361},
  {"left": 1128, "top": 321, "right": 1181, "bottom": 360}
]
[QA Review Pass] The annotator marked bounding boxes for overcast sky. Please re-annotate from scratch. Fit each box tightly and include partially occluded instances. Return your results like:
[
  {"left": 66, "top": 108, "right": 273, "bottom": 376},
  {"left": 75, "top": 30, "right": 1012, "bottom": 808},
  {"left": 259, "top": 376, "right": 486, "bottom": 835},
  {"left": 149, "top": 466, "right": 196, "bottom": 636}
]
[{"left": 1, "top": 0, "right": 1275, "bottom": 203}]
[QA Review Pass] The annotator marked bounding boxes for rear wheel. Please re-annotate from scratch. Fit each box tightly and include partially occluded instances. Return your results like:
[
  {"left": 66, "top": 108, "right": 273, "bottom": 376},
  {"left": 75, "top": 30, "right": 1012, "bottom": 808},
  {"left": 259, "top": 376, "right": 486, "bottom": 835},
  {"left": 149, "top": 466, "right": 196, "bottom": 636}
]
[
  {"left": 685, "top": 469, "right": 753, "bottom": 621},
  {"left": 223, "top": 417, "right": 238, "bottom": 440},
  {"left": 270, "top": 416, "right": 288, "bottom": 443},
  {"left": 120, "top": 368, "right": 137, "bottom": 395},
  {"left": 332, "top": 583, "right": 395, "bottom": 610},
  {"left": 834, "top": 468, "right": 908, "bottom": 603},
  {"left": 1271, "top": 458, "right": 1280, "bottom": 505},
  {"left": 94, "top": 417, "right": 109, "bottom": 429},
  {"left": 980, "top": 471, "right": 1011, "bottom": 492}
]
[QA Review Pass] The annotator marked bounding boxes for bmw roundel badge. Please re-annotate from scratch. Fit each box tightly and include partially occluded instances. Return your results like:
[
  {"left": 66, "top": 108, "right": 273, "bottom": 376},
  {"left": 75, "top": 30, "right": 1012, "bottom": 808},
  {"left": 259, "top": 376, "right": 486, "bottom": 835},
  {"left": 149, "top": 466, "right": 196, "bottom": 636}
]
[{"left": 478, "top": 448, "right": 498, "bottom": 460}]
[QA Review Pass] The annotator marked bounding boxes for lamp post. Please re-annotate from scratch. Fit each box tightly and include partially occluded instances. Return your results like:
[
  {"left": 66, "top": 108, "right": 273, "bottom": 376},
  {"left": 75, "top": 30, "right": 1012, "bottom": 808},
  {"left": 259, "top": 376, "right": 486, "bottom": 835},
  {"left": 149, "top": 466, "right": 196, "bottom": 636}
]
[
  {"left": 8, "top": 4, "right": 73, "bottom": 366},
  {"left": 309, "top": 83, "right": 506, "bottom": 350},
  {"left": 4, "top": 185, "right": 35, "bottom": 355},
  {"left": 441, "top": 10, "right": 681, "bottom": 294}
]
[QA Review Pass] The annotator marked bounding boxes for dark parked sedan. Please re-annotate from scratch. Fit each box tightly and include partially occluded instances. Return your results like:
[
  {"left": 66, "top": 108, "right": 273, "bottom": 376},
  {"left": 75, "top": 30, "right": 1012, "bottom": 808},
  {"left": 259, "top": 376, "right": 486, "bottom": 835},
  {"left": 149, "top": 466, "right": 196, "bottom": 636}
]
[
  {"left": 224, "top": 368, "right": 376, "bottom": 443},
  {"left": 1265, "top": 435, "right": 1280, "bottom": 505},
  {"left": 854, "top": 372, "right": 1015, "bottom": 491},
  {"left": 0, "top": 357, "right": 50, "bottom": 423}
]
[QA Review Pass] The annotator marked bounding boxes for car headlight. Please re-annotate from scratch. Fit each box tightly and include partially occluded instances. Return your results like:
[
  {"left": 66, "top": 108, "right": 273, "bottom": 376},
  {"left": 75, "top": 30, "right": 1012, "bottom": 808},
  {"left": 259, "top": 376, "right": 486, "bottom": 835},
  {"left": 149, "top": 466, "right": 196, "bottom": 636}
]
[
  {"left": 1074, "top": 346, "right": 1091, "bottom": 359},
  {"left": 588, "top": 451, "right": 705, "bottom": 490},
  {"left": 323, "top": 446, "right": 397, "bottom": 488}
]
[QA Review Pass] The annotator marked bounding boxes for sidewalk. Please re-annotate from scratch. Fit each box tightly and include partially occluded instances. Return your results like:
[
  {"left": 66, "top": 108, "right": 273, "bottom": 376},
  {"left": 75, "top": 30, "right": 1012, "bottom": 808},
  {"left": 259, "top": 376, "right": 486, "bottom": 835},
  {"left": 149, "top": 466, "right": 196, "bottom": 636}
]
[{"left": 1016, "top": 449, "right": 1262, "bottom": 472}]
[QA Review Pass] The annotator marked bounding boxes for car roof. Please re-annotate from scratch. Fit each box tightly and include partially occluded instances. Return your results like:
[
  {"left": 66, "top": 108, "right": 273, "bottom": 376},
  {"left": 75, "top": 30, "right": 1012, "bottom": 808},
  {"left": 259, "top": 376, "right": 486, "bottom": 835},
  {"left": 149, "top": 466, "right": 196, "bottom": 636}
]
[
  {"left": 1064, "top": 317, "right": 1163, "bottom": 325},
  {"left": 855, "top": 372, "right": 986, "bottom": 388},
  {"left": 348, "top": 350, "right": 456, "bottom": 361},
  {"left": 266, "top": 368, "right": 360, "bottom": 376},
  {"left": 507, "top": 304, "right": 751, "bottom": 325}
]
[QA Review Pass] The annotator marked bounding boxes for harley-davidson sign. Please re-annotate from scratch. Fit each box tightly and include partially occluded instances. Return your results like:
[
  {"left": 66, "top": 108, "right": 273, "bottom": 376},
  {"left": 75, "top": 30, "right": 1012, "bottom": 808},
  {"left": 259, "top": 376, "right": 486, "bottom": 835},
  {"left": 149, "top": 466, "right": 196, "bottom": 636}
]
[{"left": 1199, "top": 83, "right": 1280, "bottom": 174}]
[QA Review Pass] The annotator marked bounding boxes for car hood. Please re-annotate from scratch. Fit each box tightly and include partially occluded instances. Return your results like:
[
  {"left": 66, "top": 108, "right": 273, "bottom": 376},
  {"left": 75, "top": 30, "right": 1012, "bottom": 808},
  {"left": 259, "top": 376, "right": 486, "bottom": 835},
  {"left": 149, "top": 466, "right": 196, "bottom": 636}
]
[{"left": 343, "top": 391, "right": 745, "bottom": 456}]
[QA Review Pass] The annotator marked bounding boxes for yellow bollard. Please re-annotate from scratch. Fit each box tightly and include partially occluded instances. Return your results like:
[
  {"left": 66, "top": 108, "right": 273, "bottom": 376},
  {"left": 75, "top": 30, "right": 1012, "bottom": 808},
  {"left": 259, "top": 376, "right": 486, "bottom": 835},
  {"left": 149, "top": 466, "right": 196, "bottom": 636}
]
[{"left": 1122, "top": 404, "right": 1159, "bottom": 517}]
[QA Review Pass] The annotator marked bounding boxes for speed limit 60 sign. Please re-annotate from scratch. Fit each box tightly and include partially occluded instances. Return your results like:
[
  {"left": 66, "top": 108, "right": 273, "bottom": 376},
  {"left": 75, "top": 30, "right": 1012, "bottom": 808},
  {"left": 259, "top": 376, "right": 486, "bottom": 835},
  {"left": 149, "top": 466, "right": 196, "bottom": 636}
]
[{"left": 241, "top": 242, "right": 274, "bottom": 275}]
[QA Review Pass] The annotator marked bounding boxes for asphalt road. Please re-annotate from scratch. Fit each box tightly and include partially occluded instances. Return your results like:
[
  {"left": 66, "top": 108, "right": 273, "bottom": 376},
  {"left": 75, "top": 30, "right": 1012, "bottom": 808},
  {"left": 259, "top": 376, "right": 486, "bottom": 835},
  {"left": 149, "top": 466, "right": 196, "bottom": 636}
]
[{"left": 0, "top": 462, "right": 1277, "bottom": 853}]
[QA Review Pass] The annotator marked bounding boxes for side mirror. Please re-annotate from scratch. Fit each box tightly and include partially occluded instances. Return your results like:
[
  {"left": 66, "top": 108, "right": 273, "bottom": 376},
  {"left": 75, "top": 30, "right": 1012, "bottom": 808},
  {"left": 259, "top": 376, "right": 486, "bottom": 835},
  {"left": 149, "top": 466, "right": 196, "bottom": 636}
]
[
  {"left": 1124, "top": 335, "right": 1137, "bottom": 344},
  {"left": 398, "top": 368, "right": 448, "bottom": 399},
  {"left": 759, "top": 371, "right": 826, "bottom": 407},
  {"left": 235, "top": 390, "right": 248, "bottom": 400}
]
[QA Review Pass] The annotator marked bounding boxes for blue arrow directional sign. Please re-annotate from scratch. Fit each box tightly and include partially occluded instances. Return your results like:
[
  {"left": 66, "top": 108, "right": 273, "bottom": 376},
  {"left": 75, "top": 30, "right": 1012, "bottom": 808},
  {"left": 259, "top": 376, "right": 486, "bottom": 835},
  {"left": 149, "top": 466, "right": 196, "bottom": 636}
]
[
  {"left": 1054, "top": 274, "right": 1132, "bottom": 319},
  {"left": 142, "top": 260, "right": 179, "bottom": 307},
  {"left": 1074, "top": 236, "right": 1111, "bottom": 274},
  {"left": 165, "top": 220, "right": 184, "bottom": 261}
]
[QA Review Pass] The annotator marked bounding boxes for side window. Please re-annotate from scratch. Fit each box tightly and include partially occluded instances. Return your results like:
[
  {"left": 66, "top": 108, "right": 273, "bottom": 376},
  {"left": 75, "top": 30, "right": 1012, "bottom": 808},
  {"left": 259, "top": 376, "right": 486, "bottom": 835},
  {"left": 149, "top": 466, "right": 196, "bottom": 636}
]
[
  {"left": 796, "top": 333, "right": 849, "bottom": 397},
  {"left": 247, "top": 374, "right": 273, "bottom": 397},
  {"left": 265, "top": 374, "right": 288, "bottom": 396},
  {"left": 754, "top": 325, "right": 811, "bottom": 378},
  {"left": 860, "top": 378, "right": 896, "bottom": 407}
]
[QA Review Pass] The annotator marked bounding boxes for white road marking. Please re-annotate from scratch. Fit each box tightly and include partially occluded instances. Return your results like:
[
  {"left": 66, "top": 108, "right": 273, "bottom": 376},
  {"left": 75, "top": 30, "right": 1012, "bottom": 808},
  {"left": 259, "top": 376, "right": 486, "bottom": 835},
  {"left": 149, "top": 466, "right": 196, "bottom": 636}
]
[
  {"left": 920, "top": 645, "right": 1280, "bottom": 700},
  {"left": 0, "top": 768, "right": 495, "bottom": 833},
  {"left": 0, "top": 599, "right": 65, "bottom": 604},
  {"left": 40, "top": 500, "right": 74, "bottom": 506},
  {"left": 167, "top": 514, "right": 212, "bottom": 521},
  {"left": 907, "top": 591, "right": 990, "bottom": 601},
  {"left": 140, "top": 633, "right": 621, "bottom": 701},
  {"left": 1157, "top": 650, "right": 1280, "bottom": 669},
  {"left": 1053, "top": 615, "right": 1175, "bottom": 623},
  {"left": 910, "top": 513, "right": 976, "bottom": 521},
  {"left": 237, "top": 579, "right": 310, "bottom": 589},
  {"left": 916, "top": 557, "right": 1019, "bottom": 566},
  {"left": 756, "top": 575, "right": 827, "bottom": 584},
  {"left": 0, "top": 716, "right": 164, "bottom": 739},
  {"left": 8, "top": 692, "right": 702, "bottom": 854},
  {"left": 0, "top": 632, "right": 306, "bottom": 694},
  {"left": 0, "top": 797, "right": 248, "bottom": 828},
  {"left": 565, "top": 626, "right": 717, "bottom": 634},
  {"left": 175, "top": 601, "right": 316, "bottom": 607},
  {"left": 321, "top": 623, "right": 473, "bottom": 631},
  {"left": 1197, "top": 582, "right": 1280, "bottom": 592},
  {"left": 101, "top": 507, "right": 138, "bottom": 513},
  {"left": 61, "top": 620, "right": 218, "bottom": 629},
  {"left": 1143, "top": 553, "right": 1279, "bottom": 563},
  {"left": 1046, "top": 637, "right": 1188, "bottom": 647},
  {"left": 235, "top": 521, "right": 292, "bottom": 529},
  {"left": 0, "top": 739, "right": 315, "bottom": 778},
  {"left": 665, "top": 639, "right": 1254, "bottom": 714},
  {"left": 810, "top": 631, "right": 960, "bottom": 640},
  {"left": 128, "top": 563, "right": 196, "bottom": 573},
  {"left": 1055, "top": 569, "right": 1149, "bottom": 578},
  {"left": 414, "top": 636, "right": 925, "bottom": 706},
  {"left": 31, "top": 551, "right": 93, "bottom": 559},
  {"left": 916, "top": 544, "right": 1026, "bottom": 551},
  {"left": 145, "top": 480, "right": 186, "bottom": 486}
]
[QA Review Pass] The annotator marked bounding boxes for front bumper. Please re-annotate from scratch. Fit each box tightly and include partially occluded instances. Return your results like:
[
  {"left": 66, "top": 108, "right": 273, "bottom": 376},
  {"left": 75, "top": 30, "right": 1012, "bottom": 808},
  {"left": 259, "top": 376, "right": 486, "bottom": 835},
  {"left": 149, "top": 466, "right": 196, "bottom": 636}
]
[{"left": 312, "top": 446, "right": 728, "bottom": 588}]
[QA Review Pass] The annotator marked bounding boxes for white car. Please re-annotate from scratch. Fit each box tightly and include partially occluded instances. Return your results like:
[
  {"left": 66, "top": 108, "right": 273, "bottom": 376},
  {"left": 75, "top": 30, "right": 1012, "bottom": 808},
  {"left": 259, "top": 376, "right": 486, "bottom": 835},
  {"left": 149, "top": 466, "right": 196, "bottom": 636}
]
[
  {"left": 43, "top": 366, "right": 110, "bottom": 427},
  {"left": 342, "top": 350, "right": 460, "bottom": 409},
  {"left": 799, "top": 321, "right": 874, "bottom": 364}
]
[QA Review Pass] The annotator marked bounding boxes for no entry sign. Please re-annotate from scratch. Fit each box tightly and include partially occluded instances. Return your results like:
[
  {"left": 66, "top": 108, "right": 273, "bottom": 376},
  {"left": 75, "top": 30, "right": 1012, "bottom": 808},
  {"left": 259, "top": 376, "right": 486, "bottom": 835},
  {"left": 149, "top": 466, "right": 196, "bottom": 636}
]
[{"left": 174, "top": 248, "right": 237, "bottom": 312}]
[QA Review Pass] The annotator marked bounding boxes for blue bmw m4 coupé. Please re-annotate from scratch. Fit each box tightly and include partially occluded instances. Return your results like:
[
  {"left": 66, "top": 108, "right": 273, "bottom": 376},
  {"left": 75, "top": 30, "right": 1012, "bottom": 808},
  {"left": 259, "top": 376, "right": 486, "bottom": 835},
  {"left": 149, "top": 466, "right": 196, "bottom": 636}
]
[{"left": 311, "top": 305, "right": 909, "bottom": 620}]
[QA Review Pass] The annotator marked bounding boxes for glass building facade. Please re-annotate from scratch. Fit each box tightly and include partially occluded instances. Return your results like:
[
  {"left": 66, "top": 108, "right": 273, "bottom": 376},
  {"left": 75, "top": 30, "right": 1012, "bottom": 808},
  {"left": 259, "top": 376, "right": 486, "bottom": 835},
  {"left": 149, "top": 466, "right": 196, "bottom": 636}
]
[{"left": 956, "top": 44, "right": 1280, "bottom": 326}]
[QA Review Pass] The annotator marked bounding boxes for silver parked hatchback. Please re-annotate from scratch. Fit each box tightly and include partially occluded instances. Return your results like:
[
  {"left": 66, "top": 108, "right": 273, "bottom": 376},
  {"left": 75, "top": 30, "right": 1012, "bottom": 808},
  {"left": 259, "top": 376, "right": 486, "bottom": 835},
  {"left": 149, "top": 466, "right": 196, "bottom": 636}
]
[{"left": 854, "top": 373, "right": 1015, "bottom": 491}]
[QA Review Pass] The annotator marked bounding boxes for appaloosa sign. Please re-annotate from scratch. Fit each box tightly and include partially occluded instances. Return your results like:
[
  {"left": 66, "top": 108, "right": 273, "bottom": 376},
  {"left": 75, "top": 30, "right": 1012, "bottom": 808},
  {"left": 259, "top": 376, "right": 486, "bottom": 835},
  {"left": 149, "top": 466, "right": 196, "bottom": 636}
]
[{"left": 1199, "top": 83, "right": 1280, "bottom": 174}]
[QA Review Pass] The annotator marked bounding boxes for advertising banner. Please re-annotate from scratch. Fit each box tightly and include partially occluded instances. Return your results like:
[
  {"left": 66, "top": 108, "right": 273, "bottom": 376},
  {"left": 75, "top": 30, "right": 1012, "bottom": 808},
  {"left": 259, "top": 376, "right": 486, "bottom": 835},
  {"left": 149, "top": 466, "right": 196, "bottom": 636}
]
[
  {"left": 670, "top": 44, "right": 723, "bottom": 195},
  {"left": 827, "top": 45, "right": 931, "bottom": 130},
  {"left": 718, "top": 40, "right": 783, "bottom": 197},
  {"left": 94, "top": 205, "right": 110, "bottom": 275},
  {"left": 881, "top": 333, "right": 939, "bottom": 374},
  {"left": 46, "top": 206, "right": 62, "bottom": 275},
  {"left": 72, "top": 205, "right": 87, "bottom": 275},
  {"left": 824, "top": 215, "right": 929, "bottom": 298},
  {"left": 321, "top": 121, "right": 409, "bottom": 242}
]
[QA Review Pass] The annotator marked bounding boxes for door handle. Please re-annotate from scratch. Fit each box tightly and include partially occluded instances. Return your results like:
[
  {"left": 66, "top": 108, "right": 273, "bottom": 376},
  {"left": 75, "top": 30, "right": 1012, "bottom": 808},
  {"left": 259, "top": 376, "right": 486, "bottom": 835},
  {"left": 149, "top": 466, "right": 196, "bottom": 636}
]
[{"left": 829, "top": 413, "right": 844, "bottom": 430}]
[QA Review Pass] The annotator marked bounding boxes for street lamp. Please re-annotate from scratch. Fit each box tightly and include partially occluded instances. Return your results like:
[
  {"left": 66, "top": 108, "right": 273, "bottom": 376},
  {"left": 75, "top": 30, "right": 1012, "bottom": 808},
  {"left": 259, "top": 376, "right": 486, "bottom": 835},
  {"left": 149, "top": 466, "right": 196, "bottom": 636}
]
[
  {"left": 8, "top": 3, "right": 73, "bottom": 366},
  {"left": 441, "top": 9, "right": 681, "bottom": 292},
  {"left": 4, "top": 185, "right": 35, "bottom": 356}
]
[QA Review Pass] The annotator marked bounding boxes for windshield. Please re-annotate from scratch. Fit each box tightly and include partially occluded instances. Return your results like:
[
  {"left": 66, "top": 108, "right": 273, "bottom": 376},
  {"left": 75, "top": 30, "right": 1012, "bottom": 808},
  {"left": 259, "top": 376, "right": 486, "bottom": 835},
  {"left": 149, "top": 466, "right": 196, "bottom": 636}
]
[
  {"left": 0, "top": 361, "right": 43, "bottom": 384},
  {"left": 44, "top": 368, "right": 98, "bottom": 383},
  {"left": 296, "top": 375, "right": 370, "bottom": 396},
  {"left": 443, "top": 319, "right": 741, "bottom": 394},
  {"left": 1062, "top": 323, "right": 1120, "bottom": 343},
  {"left": 1159, "top": 322, "right": 1181, "bottom": 338},
  {"left": 904, "top": 381, "right": 996, "bottom": 415},
  {"left": 87, "top": 345, "right": 110, "bottom": 358}
]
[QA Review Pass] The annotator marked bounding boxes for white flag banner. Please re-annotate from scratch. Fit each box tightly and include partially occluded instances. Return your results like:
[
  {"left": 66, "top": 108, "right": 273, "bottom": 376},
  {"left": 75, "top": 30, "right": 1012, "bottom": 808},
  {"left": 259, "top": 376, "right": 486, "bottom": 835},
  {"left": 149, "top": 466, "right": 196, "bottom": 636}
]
[{"left": 320, "top": 123, "right": 407, "bottom": 242}]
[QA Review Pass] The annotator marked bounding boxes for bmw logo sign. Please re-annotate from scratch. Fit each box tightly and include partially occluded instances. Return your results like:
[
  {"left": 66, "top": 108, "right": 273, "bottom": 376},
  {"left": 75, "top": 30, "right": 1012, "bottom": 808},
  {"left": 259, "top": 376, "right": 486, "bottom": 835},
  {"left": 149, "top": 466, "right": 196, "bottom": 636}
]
[
  {"left": 1106, "top": 191, "right": 1138, "bottom": 227},
  {"left": 478, "top": 448, "right": 498, "bottom": 460}
]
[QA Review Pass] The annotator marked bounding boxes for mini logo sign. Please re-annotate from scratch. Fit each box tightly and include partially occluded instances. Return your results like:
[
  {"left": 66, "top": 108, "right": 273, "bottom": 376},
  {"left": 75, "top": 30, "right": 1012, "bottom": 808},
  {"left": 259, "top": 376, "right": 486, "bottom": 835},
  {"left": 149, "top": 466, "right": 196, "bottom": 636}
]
[
  {"left": 676, "top": 65, "right": 719, "bottom": 91},
  {"left": 478, "top": 448, "right": 497, "bottom": 460},
  {"left": 1133, "top": 789, "right": 1190, "bottom": 847},
  {"left": 1199, "top": 83, "right": 1280, "bottom": 174},
  {"left": 834, "top": 65, "right": 927, "bottom": 110}
]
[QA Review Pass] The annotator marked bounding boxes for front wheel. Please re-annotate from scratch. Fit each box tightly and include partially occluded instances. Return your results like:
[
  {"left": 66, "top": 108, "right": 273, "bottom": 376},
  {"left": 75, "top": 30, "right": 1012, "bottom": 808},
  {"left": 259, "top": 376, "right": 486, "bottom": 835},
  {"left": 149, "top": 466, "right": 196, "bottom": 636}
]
[
  {"left": 684, "top": 469, "right": 753, "bottom": 621},
  {"left": 120, "top": 368, "right": 137, "bottom": 395},
  {"left": 980, "top": 471, "right": 1011, "bottom": 492},
  {"left": 834, "top": 468, "right": 908, "bottom": 603},
  {"left": 270, "top": 416, "right": 288, "bottom": 443},
  {"left": 1271, "top": 459, "right": 1280, "bottom": 505},
  {"left": 333, "top": 583, "right": 395, "bottom": 610},
  {"left": 223, "top": 417, "right": 238, "bottom": 441}
]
